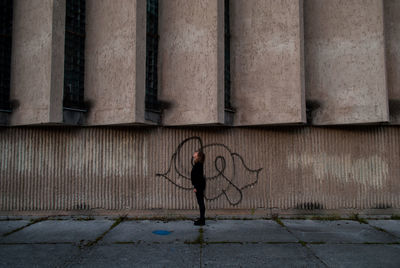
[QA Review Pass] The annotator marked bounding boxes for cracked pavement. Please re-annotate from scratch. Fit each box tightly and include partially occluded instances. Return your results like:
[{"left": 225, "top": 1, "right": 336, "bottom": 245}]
[{"left": 1, "top": 217, "right": 400, "bottom": 267}]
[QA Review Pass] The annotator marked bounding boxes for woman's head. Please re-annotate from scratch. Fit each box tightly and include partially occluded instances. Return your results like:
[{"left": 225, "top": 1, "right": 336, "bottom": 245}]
[{"left": 193, "top": 150, "right": 205, "bottom": 164}]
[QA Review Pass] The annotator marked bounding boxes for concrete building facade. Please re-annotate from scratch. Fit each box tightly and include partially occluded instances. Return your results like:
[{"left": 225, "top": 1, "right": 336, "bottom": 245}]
[{"left": 0, "top": 0, "right": 399, "bottom": 217}]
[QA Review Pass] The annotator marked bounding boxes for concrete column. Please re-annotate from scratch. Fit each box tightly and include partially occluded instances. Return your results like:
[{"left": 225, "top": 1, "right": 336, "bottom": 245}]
[
  {"left": 305, "top": 0, "right": 389, "bottom": 125},
  {"left": 158, "top": 0, "right": 225, "bottom": 125},
  {"left": 231, "top": 0, "right": 306, "bottom": 126},
  {"left": 85, "top": 0, "right": 146, "bottom": 125},
  {"left": 10, "top": 0, "right": 65, "bottom": 125},
  {"left": 385, "top": 0, "right": 400, "bottom": 124}
]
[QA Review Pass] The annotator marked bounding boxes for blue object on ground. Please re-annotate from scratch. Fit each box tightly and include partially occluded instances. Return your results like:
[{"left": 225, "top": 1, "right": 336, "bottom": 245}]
[{"left": 152, "top": 230, "right": 172, "bottom": 236}]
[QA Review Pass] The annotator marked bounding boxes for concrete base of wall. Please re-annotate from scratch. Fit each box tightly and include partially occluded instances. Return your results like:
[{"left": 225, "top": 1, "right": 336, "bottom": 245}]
[
  {"left": 1, "top": 126, "right": 399, "bottom": 213},
  {"left": 1, "top": 209, "right": 399, "bottom": 220}
]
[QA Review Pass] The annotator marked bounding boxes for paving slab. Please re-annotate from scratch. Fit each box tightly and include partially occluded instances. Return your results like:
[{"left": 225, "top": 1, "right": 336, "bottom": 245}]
[
  {"left": 1, "top": 220, "right": 114, "bottom": 244},
  {"left": 0, "top": 244, "right": 81, "bottom": 268},
  {"left": 202, "top": 243, "right": 323, "bottom": 267},
  {"left": 0, "top": 220, "right": 30, "bottom": 237},
  {"left": 368, "top": 220, "right": 400, "bottom": 238},
  {"left": 203, "top": 220, "right": 298, "bottom": 243},
  {"left": 283, "top": 220, "right": 398, "bottom": 243},
  {"left": 70, "top": 243, "right": 200, "bottom": 267},
  {"left": 102, "top": 220, "right": 200, "bottom": 243},
  {"left": 309, "top": 244, "right": 400, "bottom": 267}
]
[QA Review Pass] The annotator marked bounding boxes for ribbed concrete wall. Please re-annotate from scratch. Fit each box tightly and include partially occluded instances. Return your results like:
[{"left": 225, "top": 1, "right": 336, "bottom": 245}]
[{"left": 0, "top": 127, "right": 399, "bottom": 214}]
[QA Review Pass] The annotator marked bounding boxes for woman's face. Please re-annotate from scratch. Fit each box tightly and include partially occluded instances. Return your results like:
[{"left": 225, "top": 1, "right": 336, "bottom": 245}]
[{"left": 193, "top": 152, "right": 199, "bottom": 163}]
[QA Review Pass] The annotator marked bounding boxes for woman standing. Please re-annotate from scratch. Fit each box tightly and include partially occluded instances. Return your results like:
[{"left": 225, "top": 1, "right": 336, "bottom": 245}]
[{"left": 191, "top": 150, "right": 206, "bottom": 226}]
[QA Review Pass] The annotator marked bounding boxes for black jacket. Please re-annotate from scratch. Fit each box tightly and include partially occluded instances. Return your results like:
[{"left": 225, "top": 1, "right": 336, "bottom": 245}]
[{"left": 191, "top": 162, "right": 206, "bottom": 191}]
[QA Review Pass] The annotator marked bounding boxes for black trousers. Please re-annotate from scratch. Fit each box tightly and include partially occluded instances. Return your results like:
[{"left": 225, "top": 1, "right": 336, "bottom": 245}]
[{"left": 195, "top": 189, "right": 205, "bottom": 220}]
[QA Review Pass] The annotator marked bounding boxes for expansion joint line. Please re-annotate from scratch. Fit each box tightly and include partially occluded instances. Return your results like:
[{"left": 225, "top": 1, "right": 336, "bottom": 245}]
[
  {"left": 2, "top": 217, "right": 48, "bottom": 237},
  {"left": 273, "top": 217, "right": 329, "bottom": 267},
  {"left": 85, "top": 217, "right": 125, "bottom": 247}
]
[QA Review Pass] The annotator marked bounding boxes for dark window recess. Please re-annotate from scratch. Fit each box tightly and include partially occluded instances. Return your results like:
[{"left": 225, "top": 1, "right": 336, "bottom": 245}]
[
  {"left": 0, "top": 0, "right": 13, "bottom": 112},
  {"left": 224, "top": 0, "right": 232, "bottom": 109},
  {"left": 146, "top": 0, "right": 159, "bottom": 111},
  {"left": 64, "top": 0, "right": 86, "bottom": 110}
]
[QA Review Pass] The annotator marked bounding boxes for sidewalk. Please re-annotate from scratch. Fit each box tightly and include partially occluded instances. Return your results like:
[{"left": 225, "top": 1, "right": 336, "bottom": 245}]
[{"left": 1, "top": 217, "right": 400, "bottom": 267}]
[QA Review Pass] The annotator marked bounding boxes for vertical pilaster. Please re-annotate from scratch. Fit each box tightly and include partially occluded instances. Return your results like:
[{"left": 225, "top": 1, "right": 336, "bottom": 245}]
[
  {"left": 158, "top": 0, "right": 224, "bottom": 125},
  {"left": 385, "top": 0, "right": 400, "bottom": 124},
  {"left": 231, "top": 0, "right": 305, "bottom": 125},
  {"left": 10, "top": 0, "right": 65, "bottom": 125},
  {"left": 305, "top": 0, "right": 388, "bottom": 125},
  {"left": 85, "top": 0, "right": 146, "bottom": 125}
]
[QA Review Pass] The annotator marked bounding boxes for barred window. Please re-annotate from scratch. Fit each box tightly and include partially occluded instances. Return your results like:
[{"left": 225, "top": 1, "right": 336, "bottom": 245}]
[
  {"left": 0, "top": 0, "right": 13, "bottom": 112},
  {"left": 224, "top": 0, "right": 231, "bottom": 109},
  {"left": 64, "top": 0, "right": 85, "bottom": 110},
  {"left": 146, "top": 0, "right": 159, "bottom": 111}
]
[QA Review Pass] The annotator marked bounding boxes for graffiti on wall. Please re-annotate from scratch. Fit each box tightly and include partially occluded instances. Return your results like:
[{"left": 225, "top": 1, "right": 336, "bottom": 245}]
[{"left": 156, "top": 136, "right": 263, "bottom": 206}]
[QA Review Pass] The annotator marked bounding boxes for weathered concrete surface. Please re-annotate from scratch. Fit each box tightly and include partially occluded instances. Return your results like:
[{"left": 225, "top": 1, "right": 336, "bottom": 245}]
[
  {"left": 1, "top": 127, "right": 400, "bottom": 213},
  {"left": 305, "top": 0, "right": 389, "bottom": 125},
  {"left": 74, "top": 244, "right": 200, "bottom": 267},
  {"left": 384, "top": 0, "right": 400, "bottom": 124},
  {"left": 231, "top": 0, "right": 305, "bottom": 125},
  {"left": 203, "top": 244, "right": 322, "bottom": 267},
  {"left": 0, "top": 244, "right": 81, "bottom": 268},
  {"left": 1, "top": 220, "right": 113, "bottom": 243},
  {"left": 0, "top": 220, "right": 29, "bottom": 236},
  {"left": 369, "top": 220, "right": 400, "bottom": 238},
  {"left": 159, "top": 0, "right": 224, "bottom": 125},
  {"left": 0, "top": 219, "right": 400, "bottom": 267},
  {"left": 85, "top": 0, "right": 146, "bottom": 125},
  {"left": 309, "top": 244, "right": 400, "bottom": 267},
  {"left": 10, "top": 0, "right": 65, "bottom": 125},
  {"left": 101, "top": 220, "right": 199, "bottom": 243},
  {"left": 203, "top": 220, "right": 297, "bottom": 242},
  {"left": 283, "top": 220, "right": 399, "bottom": 243}
]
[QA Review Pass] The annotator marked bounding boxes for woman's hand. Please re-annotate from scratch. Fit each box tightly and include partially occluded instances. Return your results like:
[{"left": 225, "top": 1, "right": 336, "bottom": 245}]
[{"left": 193, "top": 188, "right": 197, "bottom": 193}]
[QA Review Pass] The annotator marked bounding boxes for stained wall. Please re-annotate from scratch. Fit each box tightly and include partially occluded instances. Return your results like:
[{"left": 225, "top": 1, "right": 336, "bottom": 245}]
[
  {"left": 0, "top": 127, "right": 399, "bottom": 215},
  {"left": 85, "top": 0, "right": 147, "bottom": 125},
  {"left": 231, "top": 0, "right": 305, "bottom": 125},
  {"left": 305, "top": 0, "right": 388, "bottom": 125},
  {"left": 10, "top": 0, "right": 65, "bottom": 125},
  {"left": 2, "top": 1, "right": 400, "bottom": 217},
  {"left": 158, "top": 0, "right": 225, "bottom": 125}
]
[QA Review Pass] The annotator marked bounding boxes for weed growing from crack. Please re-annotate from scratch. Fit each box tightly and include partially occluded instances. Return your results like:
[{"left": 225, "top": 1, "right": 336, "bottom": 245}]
[
  {"left": 206, "top": 241, "right": 243, "bottom": 245},
  {"left": 272, "top": 216, "right": 285, "bottom": 227},
  {"left": 3, "top": 217, "right": 48, "bottom": 237},
  {"left": 310, "top": 215, "right": 341, "bottom": 221},
  {"left": 74, "top": 217, "right": 95, "bottom": 221},
  {"left": 86, "top": 216, "right": 125, "bottom": 247},
  {"left": 114, "top": 241, "right": 136, "bottom": 245},
  {"left": 298, "top": 240, "right": 307, "bottom": 247},
  {"left": 372, "top": 226, "right": 390, "bottom": 234},
  {"left": 185, "top": 227, "right": 204, "bottom": 245},
  {"left": 362, "top": 242, "right": 400, "bottom": 245},
  {"left": 349, "top": 214, "right": 368, "bottom": 224},
  {"left": 124, "top": 216, "right": 190, "bottom": 222}
]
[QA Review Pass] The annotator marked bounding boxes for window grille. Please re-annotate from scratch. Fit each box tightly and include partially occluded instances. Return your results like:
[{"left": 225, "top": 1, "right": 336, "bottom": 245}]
[
  {"left": 64, "top": 0, "right": 85, "bottom": 110},
  {"left": 146, "top": 0, "right": 159, "bottom": 111},
  {"left": 0, "top": 0, "right": 13, "bottom": 111},
  {"left": 224, "top": 0, "right": 231, "bottom": 109}
]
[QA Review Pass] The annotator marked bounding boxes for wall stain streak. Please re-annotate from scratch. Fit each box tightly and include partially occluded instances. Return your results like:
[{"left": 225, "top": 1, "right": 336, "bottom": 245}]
[{"left": 0, "top": 126, "right": 399, "bottom": 212}]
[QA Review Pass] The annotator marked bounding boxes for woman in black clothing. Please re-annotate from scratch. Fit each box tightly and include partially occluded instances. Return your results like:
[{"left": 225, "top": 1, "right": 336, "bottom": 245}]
[{"left": 191, "top": 150, "right": 206, "bottom": 226}]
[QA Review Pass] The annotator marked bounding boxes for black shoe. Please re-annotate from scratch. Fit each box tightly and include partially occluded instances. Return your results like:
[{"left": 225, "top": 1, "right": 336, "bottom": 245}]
[{"left": 194, "top": 219, "right": 205, "bottom": 226}]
